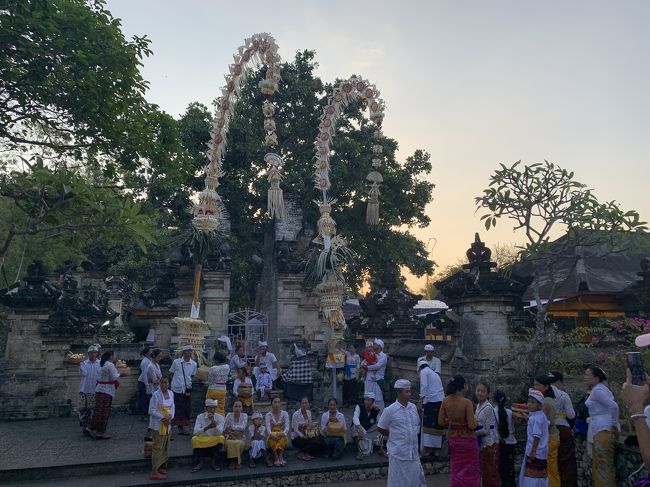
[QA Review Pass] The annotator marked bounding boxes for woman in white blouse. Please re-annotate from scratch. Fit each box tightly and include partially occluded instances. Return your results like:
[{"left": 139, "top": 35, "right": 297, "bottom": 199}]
[
  {"left": 266, "top": 397, "right": 290, "bottom": 466},
  {"left": 475, "top": 382, "right": 500, "bottom": 487},
  {"left": 148, "top": 376, "right": 175, "bottom": 481},
  {"left": 291, "top": 397, "right": 325, "bottom": 460},
  {"left": 224, "top": 400, "right": 248, "bottom": 469},
  {"left": 584, "top": 365, "right": 619, "bottom": 486},
  {"left": 90, "top": 350, "right": 125, "bottom": 439},
  {"left": 321, "top": 397, "right": 347, "bottom": 460},
  {"left": 207, "top": 352, "right": 230, "bottom": 417},
  {"left": 146, "top": 349, "right": 163, "bottom": 396}
]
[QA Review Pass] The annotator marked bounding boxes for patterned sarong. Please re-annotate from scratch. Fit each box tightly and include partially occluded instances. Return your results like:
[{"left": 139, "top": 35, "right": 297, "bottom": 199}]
[
  {"left": 448, "top": 436, "right": 480, "bottom": 487},
  {"left": 78, "top": 392, "right": 95, "bottom": 430},
  {"left": 151, "top": 430, "right": 170, "bottom": 471},
  {"left": 523, "top": 456, "right": 548, "bottom": 478},
  {"left": 479, "top": 442, "right": 501, "bottom": 487},
  {"left": 592, "top": 430, "right": 616, "bottom": 487},
  {"left": 90, "top": 392, "right": 113, "bottom": 434}
]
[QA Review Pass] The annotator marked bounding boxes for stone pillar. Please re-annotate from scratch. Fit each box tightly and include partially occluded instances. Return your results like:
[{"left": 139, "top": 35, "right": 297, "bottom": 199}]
[
  {"left": 0, "top": 311, "right": 72, "bottom": 420},
  {"left": 201, "top": 271, "right": 230, "bottom": 337},
  {"left": 275, "top": 274, "right": 322, "bottom": 360}
]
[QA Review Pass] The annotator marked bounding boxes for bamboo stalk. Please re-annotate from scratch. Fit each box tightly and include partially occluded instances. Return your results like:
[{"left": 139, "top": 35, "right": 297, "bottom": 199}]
[{"left": 192, "top": 263, "right": 203, "bottom": 307}]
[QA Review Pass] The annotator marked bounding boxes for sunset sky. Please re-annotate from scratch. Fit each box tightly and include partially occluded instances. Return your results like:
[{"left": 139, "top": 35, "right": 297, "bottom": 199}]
[{"left": 106, "top": 0, "right": 650, "bottom": 292}]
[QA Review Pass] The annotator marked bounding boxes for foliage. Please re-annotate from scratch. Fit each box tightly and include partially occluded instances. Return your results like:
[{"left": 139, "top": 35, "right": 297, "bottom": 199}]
[
  {"left": 476, "top": 160, "right": 647, "bottom": 330},
  {"left": 0, "top": 0, "right": 196, "bottom": 285},
  {"left": 174, "top": 51, "right": 435, "bottom": 306},
  {"left": 0, "top": 157, "right": 157, "bottom": 277},
  {"left": 0, "top": 0, "right": 154, "bottom": 169}
]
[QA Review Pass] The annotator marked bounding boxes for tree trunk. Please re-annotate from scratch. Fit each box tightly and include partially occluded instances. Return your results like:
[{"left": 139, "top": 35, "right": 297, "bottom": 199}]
[{"left": 0, "top": 224, "right": 17, "bottom": 275}]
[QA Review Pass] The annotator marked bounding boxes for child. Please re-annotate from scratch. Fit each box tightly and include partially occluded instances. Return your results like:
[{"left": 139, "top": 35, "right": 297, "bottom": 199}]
[
  {"left": 233, "top": 367, "right": 254, "bottom": 413},
  {"left": 494, "top": 390, "right": 517, "bottom": 487},
  {"left": 247, "top": 412, "right": 271, "bottom": 467},
  {"left": 359, "top": 341, "right": 377, "bottom": 380},
  {"left": 256, "top": 364, "right": 273, "bottom": 400},
  {"left": 520, "top": 388, "right": 550, "bottom": 486}
]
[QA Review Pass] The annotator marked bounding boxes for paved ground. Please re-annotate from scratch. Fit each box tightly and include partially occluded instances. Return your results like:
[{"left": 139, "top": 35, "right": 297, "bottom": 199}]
[
  {"left": 0, "top": 413, "right": 189, "bottom": 470},
  {"left": 311, "top": 477, "right": 451, "bottom": 487},
  {"left": 0, "top": 410, "right": 451, "bottom": 486}
]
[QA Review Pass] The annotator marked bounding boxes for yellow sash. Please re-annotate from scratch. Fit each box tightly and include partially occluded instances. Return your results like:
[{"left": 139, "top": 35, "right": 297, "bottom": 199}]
[{"left": 158, "top": 406, "right": 171, "bottom": 436}]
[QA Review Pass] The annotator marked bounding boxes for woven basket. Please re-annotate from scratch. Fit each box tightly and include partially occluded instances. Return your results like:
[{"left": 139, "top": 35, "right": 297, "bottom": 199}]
[
  {"left": 195, "top": 366, "right": 210, "bottom": 383},
  {"left": 65, "top": 356, "right": 84, "bottom": 364}
]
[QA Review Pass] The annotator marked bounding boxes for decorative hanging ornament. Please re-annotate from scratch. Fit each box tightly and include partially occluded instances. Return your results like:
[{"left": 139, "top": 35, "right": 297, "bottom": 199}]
[
  {"left": 265, "top": 153, "right": 285, "bottom": 220},
  {"left": 316, "top": 199, "right": 337, "bottom": 239}
]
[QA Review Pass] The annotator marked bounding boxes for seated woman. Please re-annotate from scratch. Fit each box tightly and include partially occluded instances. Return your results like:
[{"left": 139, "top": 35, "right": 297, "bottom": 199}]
[
  {"left": 352, "top": 391, "right": 381, "bottom": 460},
  {"left": 233, "top": 367, "right": 254, "bottom": 414},
  {"left": 321, "top": 397, "right": 347, "bottom": 460},
  {"left": 148, "top": 376, "right": 175, "bottom": 481},
  {"left": 291, "top": 396, "right": 325, "bottom": 460},
  {"left": 265, "top": 397, "right": 290, "bottom": 467},
  {"left": 224, "top": 400, "right": 248, "bottom": 469},
  {"left": 191, "top": 399, "right": 225, "bottom": 473},
  {"left": 206, "top": 352, "right": 230, "bottom": 417},
  {"left": 247, "top": 411, "right": 271, "bottom": 468}
]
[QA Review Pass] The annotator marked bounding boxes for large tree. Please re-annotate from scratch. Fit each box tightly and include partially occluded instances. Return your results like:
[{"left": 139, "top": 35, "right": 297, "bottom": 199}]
[
  {"left": 476, "top": 160, "right": 647, "bottom": 331},
  {"left": 174, "top": 51, "right": 435, "bottom": 307},
  {"left": 0, "top": 0, "right": 192, "bottom": 281}
]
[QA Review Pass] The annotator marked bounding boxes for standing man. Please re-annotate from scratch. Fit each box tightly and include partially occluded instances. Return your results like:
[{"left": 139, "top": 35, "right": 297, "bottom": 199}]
[
  {"left": 78, "top": 345, "right": 100, "bottom": 435},
  {"left": 364, "top": 338, "right": 388, "bottom": 410},
  {"left": 417, "top": 358, "right": 445, "bottom": 458},
  {"left": 418, "top": 344, "right": 441, "bottom": 373},
  {"left": 550, "top": 371, "right": 578, "bottom": 486},
  {"left": 254, "top": 341, "right": 281, "bottom": 383},
  {"left": 170, "top": 344, "right": 197, "bottom": 435},
  {"left": 377, "top": 379, "right": 427, "bottom": 487}
]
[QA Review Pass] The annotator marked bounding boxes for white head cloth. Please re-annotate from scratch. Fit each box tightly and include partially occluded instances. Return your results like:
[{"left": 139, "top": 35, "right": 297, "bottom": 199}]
[
  {"left": 217, "top": 336, "right": 233, "bottom": 352},
  {"left": 417, "top": 358, "right": 429, "bottom": 369},
  {"left": 259, "top": 340, "right": 268, "bottom": 348},
  {"left": 528, "top": 388, "right": 544, "bottom": 404},
  {"left": 251, "top": 411, "right": 263, "bottom": 420},
  {"left": 87, "top": 345, "right": 99, "bottom": 352},
  {"left": 294, "top": 343, "right": 306, "bottom": 358},
  {"left": 394, "top": 379, "right": 411, "bottom": 389},
  {"left": 205, "top": 398, "right": 218, "bottom": 407},
  {"left": 373, "top": 338, "right": 384, "bottom": 349},
  {"left": 424, "top": 344, "right": 434, "bottom": 352},
  {"left": 182, "top": 344, "right": 193, "bottom": 352},
  {"left": 363, "top": 391, "right": 375, "bottom": 399}
]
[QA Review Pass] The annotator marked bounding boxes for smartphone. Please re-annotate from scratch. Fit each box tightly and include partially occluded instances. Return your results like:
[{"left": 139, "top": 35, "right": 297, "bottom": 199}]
[{"left": 627, "top": 352, "right": 646, "bottom": 386}]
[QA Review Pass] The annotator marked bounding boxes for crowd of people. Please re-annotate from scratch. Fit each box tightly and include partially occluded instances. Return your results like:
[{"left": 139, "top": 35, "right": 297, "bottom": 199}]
[{"left": 74, "top": 336, "right": 650, "bottom": 486}]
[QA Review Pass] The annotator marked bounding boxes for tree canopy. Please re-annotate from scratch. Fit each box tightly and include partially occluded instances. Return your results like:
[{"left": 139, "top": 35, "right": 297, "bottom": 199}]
[
  {"left": 171, "top": 51, "right": 435, "bottom": 306},
  {"left": 476, "top": 160, "right": 647, "bottom": 330}
]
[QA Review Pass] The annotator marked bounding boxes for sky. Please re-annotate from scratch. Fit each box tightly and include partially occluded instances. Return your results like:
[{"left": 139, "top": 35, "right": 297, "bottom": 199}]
[{"left": 106, "top": 0, "right": 650, "bottom": 292}]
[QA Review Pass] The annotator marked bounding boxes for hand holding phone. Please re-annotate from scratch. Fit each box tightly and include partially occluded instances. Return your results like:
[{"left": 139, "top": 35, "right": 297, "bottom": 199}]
[{"left": 627, "top": 352, "right": 646, "bottom": 386}]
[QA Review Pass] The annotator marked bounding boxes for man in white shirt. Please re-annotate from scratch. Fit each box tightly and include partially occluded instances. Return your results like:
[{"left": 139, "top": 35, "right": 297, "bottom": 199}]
[
  {"left": 78, "top": 345, "right": 100, "bottom": 435},
  {"left": 253, "top": 341, "right": 281, "bottom": 382},
  {"left": 377, "top": 379, "right": 426, "bottom": 487},
  {"left": 364, "top": 338, "right": 388, "bottom": 410},
  {"left": 170, "top": 344, "right": 197, "bottom": 434},
  {"left": 191, "top": 399, "right": 225, "bottom": 472},
  {"left": 417, "top": 344, "right": 441, "bottom": 373},
  {"left": 417, "top": 359, "right": 445, "bottom": 457}
]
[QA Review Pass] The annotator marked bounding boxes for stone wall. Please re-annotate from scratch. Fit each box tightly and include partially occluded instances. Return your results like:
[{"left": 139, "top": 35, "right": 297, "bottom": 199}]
[{"left": 0, "top": 311, "right": 142, "bottom": 420}]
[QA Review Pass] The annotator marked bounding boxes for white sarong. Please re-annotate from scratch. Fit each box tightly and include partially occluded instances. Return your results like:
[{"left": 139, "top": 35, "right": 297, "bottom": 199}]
[
  {"left": 387, "top": 456, "right": 426, "bottom": 487},
  {"left": 250, "top": 439, "right": 266, "bottom": 459}
]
